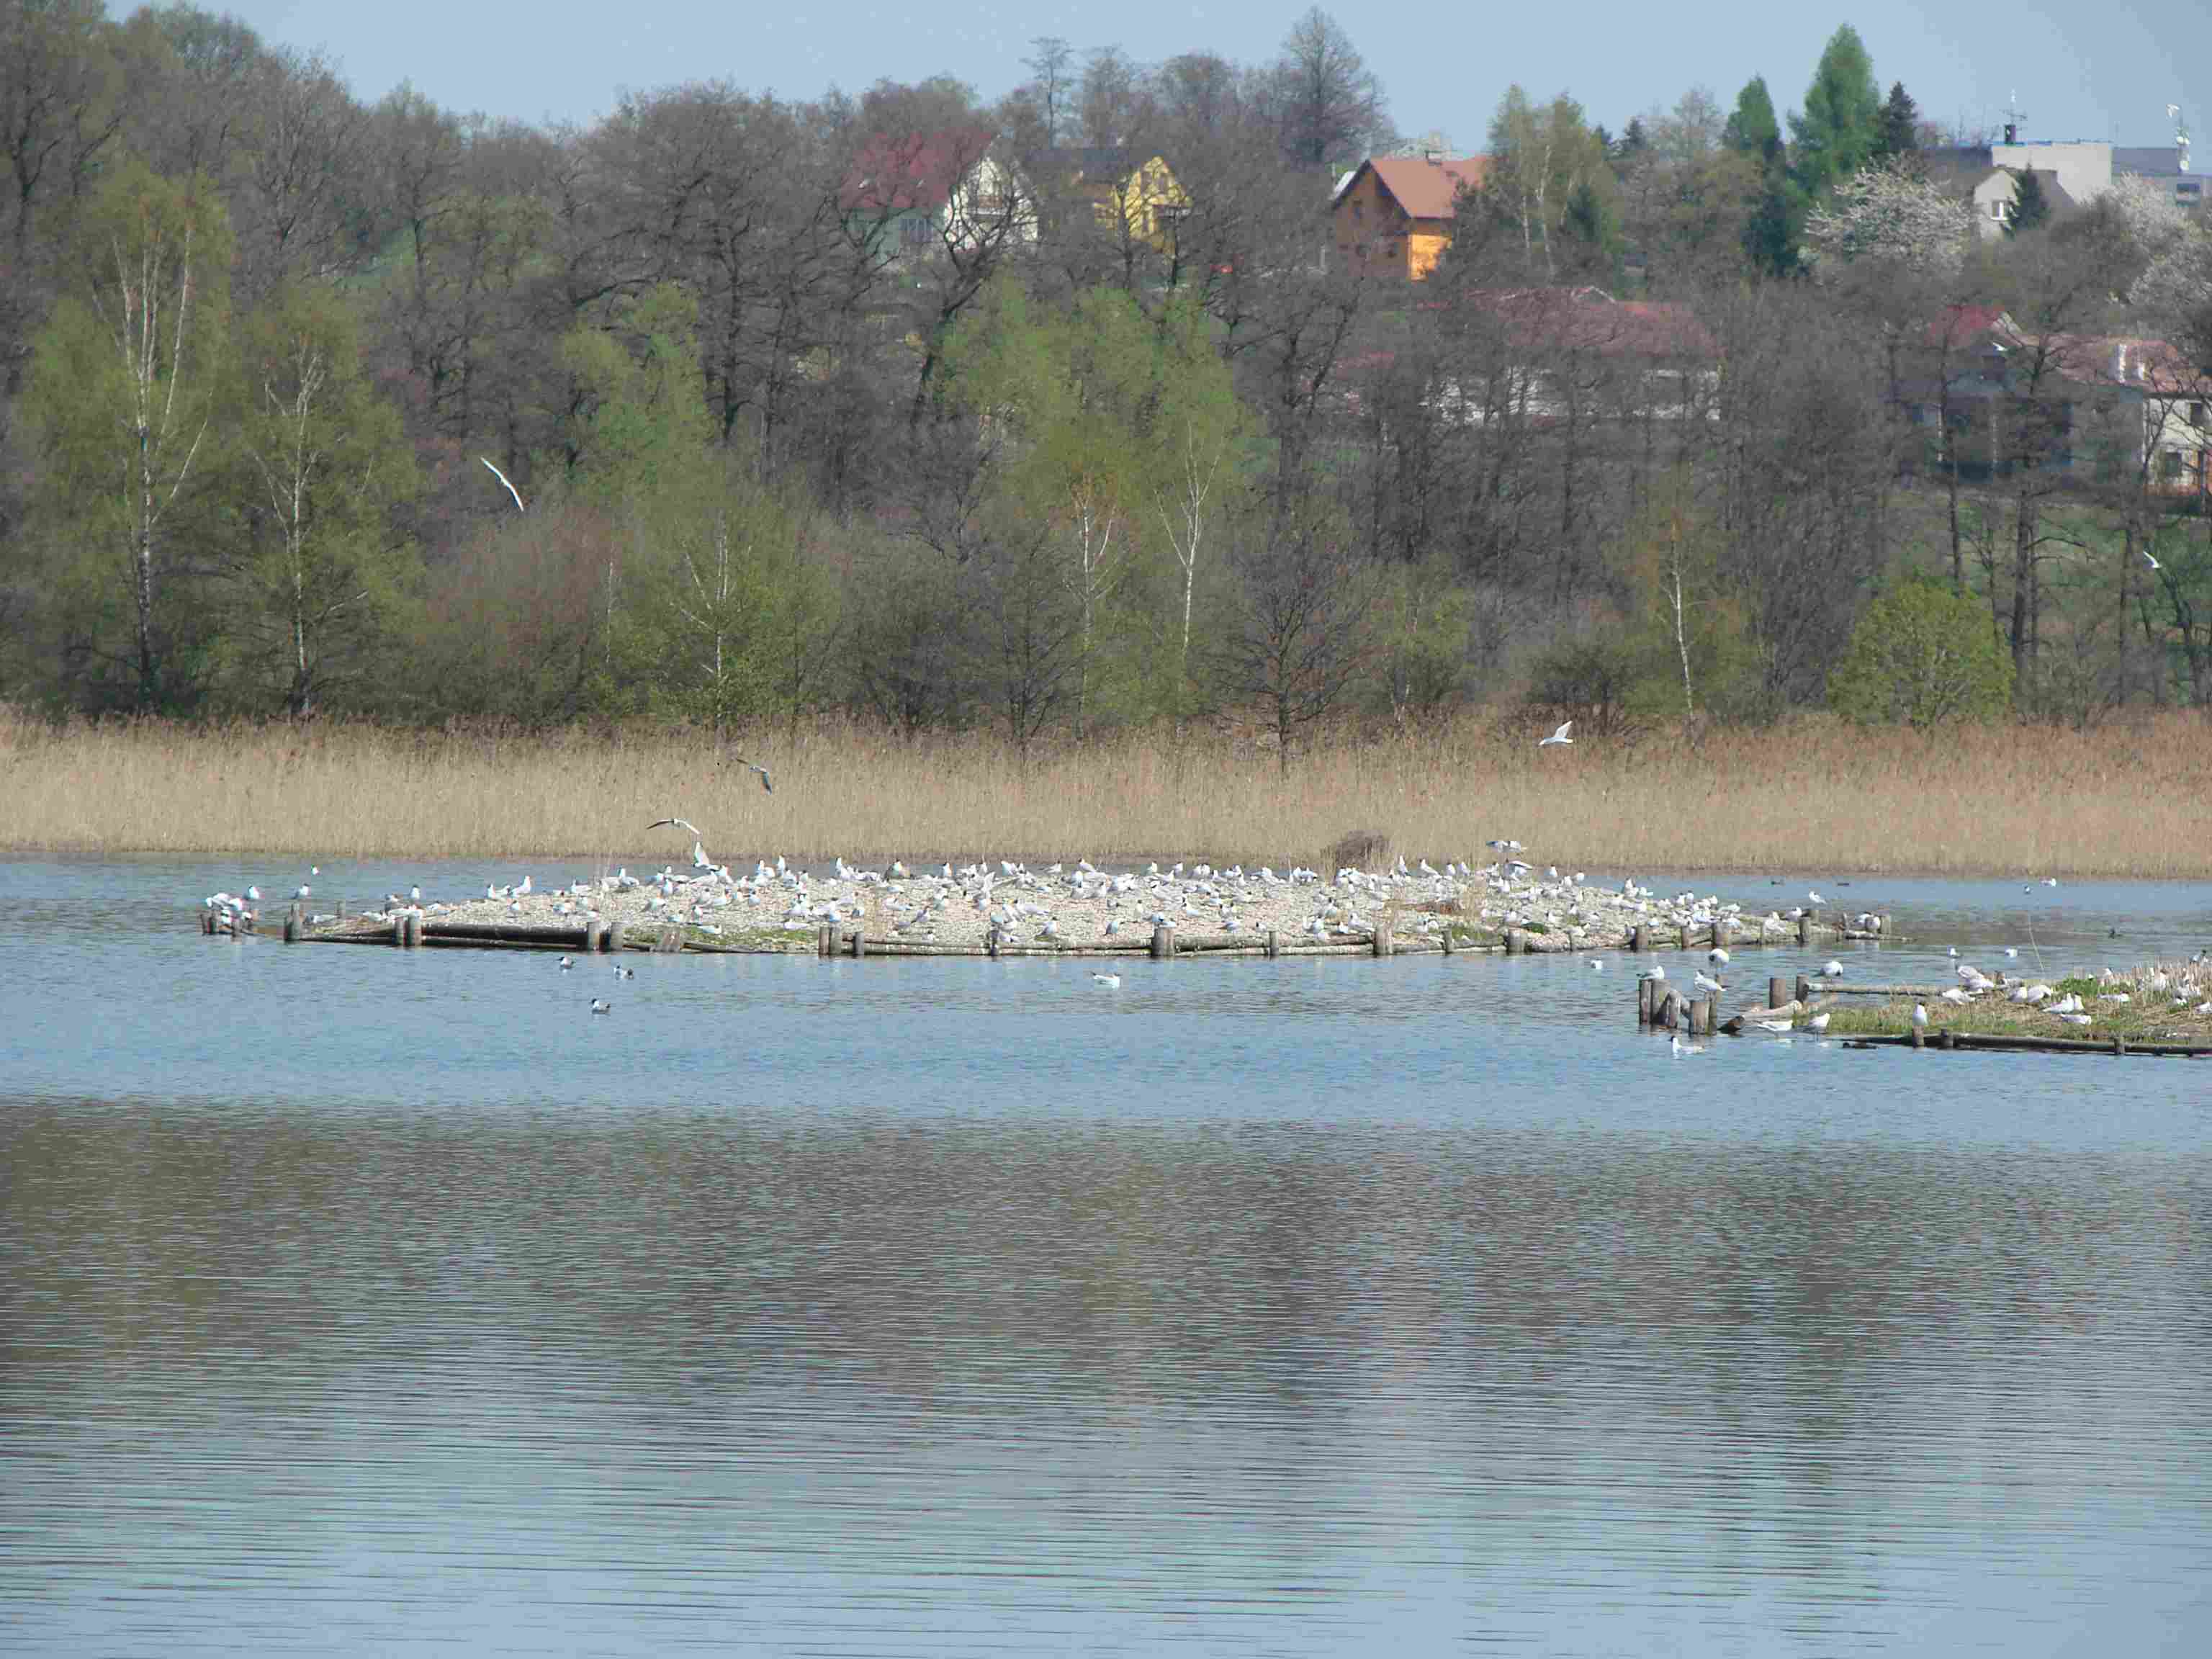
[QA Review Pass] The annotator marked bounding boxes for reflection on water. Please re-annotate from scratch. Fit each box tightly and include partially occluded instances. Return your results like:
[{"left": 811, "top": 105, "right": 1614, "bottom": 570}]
[{"left": 3, "top": 860, "right": 2211, "bottom": 1655}]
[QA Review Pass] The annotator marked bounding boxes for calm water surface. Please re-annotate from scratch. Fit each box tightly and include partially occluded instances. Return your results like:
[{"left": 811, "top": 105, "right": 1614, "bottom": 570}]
[{"left": 4, "top": 858, "right": 2211, "bottom": 1655}]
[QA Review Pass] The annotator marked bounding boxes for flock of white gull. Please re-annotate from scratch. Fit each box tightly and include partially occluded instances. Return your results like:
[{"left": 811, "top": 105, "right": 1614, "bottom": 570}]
[{"left": 198, "top": 830, "right": 2201, "bottom": 1038}]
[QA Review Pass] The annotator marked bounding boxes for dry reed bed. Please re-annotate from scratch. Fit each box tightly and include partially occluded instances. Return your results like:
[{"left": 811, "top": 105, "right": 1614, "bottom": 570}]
[{"left": 5, "top": 711, "right": 2211, "bottom": 876}]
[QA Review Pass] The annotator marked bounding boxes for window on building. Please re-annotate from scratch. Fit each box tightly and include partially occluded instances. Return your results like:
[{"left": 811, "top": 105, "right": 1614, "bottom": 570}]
[
  {"left": 901, "top": 216, "right": 933, "bottom": 248},
  {"left": 2160, "top": 450, "right": 2186, "bottom": 482},
  {"left": 2193, "top": 401, "right": 2207, "bottom": 429},
  {"left": 1352, "top": 199, "right": 1364, "bottom": 222},
  {"left": 2177, "top": 181, "right": 2203, "bottom": 199}
]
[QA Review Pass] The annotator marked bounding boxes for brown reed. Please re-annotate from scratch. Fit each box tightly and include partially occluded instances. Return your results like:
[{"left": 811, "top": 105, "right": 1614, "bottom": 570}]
[{"left": 4, "top": 707, "right": 2211, "bottom": 876}]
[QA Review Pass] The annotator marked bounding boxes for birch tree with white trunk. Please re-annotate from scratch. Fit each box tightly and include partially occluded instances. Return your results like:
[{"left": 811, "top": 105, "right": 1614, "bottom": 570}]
[{"left": 27, "top": 159, "right": 230, "bottom": 709}]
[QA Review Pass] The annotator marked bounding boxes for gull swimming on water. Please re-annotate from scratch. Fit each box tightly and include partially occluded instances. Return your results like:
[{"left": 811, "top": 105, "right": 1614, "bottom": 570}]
[
  {"left": 590, "top": 998, "right": 611, "bottom": 1015},
  {"left": 1538, "top": 721, "right": 1574, "bottom": 747},
  {"left": 1092, "top": 972, "right": 1120, "bottom": 988}
]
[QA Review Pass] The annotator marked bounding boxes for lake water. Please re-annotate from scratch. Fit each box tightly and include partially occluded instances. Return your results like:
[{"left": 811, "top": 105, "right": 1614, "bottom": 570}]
[{"left": 4, "top": 858, "right": 2211, "bottom": 1655}]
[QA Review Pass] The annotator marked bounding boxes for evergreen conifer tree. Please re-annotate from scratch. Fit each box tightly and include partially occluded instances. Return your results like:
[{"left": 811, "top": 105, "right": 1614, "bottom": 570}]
[
  {"left": 2005, "top": 168, "right": 2051, "bottom": 237},
  {"left": 1875, "top": 81, "right": 1920, "bottom": 160}
]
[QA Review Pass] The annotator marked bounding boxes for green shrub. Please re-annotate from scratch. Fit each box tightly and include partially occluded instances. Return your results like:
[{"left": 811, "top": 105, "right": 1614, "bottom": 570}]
[{"left": 1828, "top": 577, "right": 2013, "bottom": 728}]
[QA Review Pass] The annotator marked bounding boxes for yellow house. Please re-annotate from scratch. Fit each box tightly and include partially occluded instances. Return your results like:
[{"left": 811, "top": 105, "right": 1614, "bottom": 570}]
[
  {"left": 1067, "top": 148, "right": 1192, "bottom": 249},
  {"left": 1333, "top": 153, "right": 1491, "bottom": 280}
]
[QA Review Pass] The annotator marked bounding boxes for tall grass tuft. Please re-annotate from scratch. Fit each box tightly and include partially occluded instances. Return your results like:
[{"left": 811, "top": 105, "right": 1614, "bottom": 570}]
[{"left": 5, "top": 708, "right": 2211, "bottom": 876}]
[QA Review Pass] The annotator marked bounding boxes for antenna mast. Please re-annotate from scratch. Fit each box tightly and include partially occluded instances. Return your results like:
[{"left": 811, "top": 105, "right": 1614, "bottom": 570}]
[
  {"left": 2000, "top": 90, "right": 2028, "bottom": 145},
  {"left": 2169, "top": 103, "right": 2191, "bottom": 174}
]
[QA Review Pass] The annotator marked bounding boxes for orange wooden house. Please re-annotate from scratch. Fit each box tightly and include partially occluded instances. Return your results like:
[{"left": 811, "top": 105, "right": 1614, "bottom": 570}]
[{"left": 1332, "top": 153, "right": 1491, "bottom": 281}]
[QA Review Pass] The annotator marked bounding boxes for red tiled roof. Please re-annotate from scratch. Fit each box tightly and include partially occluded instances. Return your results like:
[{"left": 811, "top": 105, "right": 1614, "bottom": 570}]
[
  {"left": 1359, "top": 155, "right": 1491, "bottom": 221},
  {"left": 1928, "top": 305, "right": 2010, "bottom": 349},
  {"left": 2041, "top": 333, "right": 2202, "bottom": 395},
  {"left": 840, "top": 127, "right": 999, "bottom": 215},
  {"left": 1444, "top": 287, "right": 1717, "bottom": 360}
]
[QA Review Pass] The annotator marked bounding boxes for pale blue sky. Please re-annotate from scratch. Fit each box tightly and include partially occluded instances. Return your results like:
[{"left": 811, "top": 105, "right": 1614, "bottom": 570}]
[{"left": 198, "top": 1, "right": 2203, "bottom": 147}]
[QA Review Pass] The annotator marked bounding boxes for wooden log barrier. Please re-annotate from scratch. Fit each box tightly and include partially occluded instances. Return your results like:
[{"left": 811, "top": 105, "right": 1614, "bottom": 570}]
[{"left": 421, "top": 921, "right": 590, "bottom": 947}]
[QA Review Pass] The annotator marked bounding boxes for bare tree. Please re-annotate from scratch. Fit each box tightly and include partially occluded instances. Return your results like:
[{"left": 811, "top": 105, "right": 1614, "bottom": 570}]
[
  {"left": 233, "top": 47, "right": 364, "bottom": 303},
  {"left": 1228, "top": 496, "right": 1375, "bottom": 772},
  {"left": 1261, "top": 7, "right": 1388, "bottom": 173},
  {"left": 1020, "top": 37, "right": 1076, "bottom": 146}
]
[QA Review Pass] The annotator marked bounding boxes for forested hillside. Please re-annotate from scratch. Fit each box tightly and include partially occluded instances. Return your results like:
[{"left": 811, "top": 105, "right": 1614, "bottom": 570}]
[{"left": 4, "top": 4, "right": 2208, "bottom": 748}]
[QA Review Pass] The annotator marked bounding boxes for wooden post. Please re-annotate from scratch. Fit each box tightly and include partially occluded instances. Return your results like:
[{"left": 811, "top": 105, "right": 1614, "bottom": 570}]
[
  {"left": 1910, "top": 1023, "right": 1925, "bottom": 1049},
  {"left": 408, "top": 913, "right": 426, "bottom": 948},
  {"left": 1701, "top": 992, "right": 1719, "bottom": 1034},
  {"left": 1713, "top": 919, "right": 1731, "bottom": 950},
  {"left": 1503, "top": 926, "right": 1521, "bottom": 956},
  {"left": 817, "top": 922, "right": 832, "bottom": 958},
  {"left": 336, "top": 899, "right": 348, "bottom": 922},
  {"left": 1439, "top": 929, "right": 1453, "bottom": 957},
  {"left": 1265, "top": 928, "right": 1280, "bottom": 958},
  {"left": 1632, "top": 923, "right": 1650, "bottom": 953},
  {"left": 1638, "top": 978, "right": 1655, "bottom": 1025},
  {"left": 199, "top": 910, "right": 213, "bottom": 935},
  {"left": 1879, "top": 914, "right": 1891, "bottom": 938},
  {"left": 851, "top": 929, "right": 866, "bottom": 959},
  {"left": 1938, "top": 1029, "right": 1954, "bottom": 1051},
  {"left": 1373, "top": 919, "right": 1393, "bottom": 958},
  {"left": 1658, "top": 989, "right": 1680, "bottom": 1030},
  {"left": 606, "top": 920, "right": 626, "bottom": 955},
  {"left": 1151, "top": 922, "right": 1173, "bottom": 959},
  {"left": 2114, "top": 1036, "right": 2127, "bottom": 1056},
  {"left": 283, "top": 904, "right": 301, "bottom": 944},
  {"left": 1796, "top": 913, "right": 1811, "bottom": 946},
  {"left": 989, "top": 925, "right": 1004, "bottom": 959},
  {"left": 1795, "top": 974, "right": 1812, "bottom": 1005},
  {"left": 392, "top": 914, "right": 407, "bottom": 947},
  {"left": 585, "top": 919, "right": 606, "bottom": 954},
  {"left": 1769, "top": 976, "right": 1786, "bottom": 1013}
]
